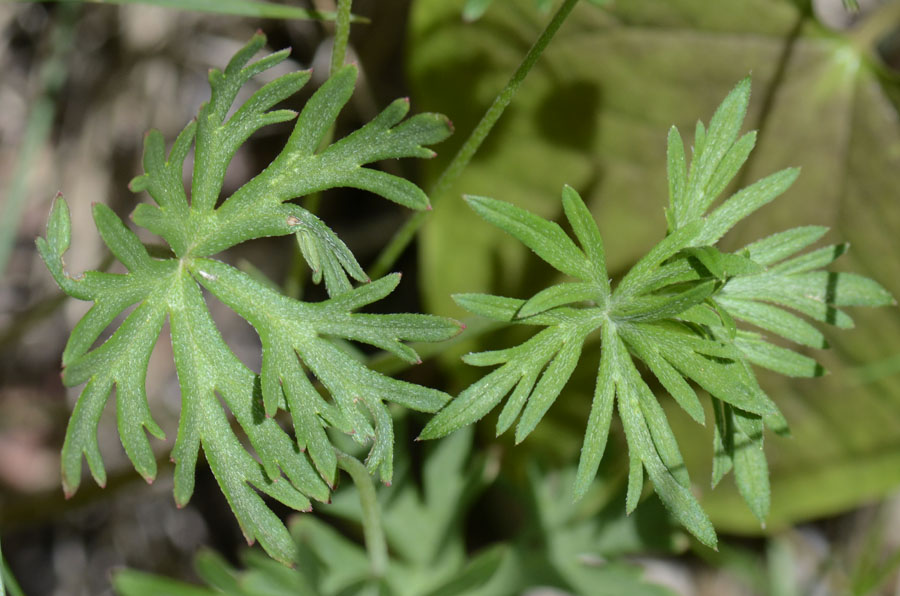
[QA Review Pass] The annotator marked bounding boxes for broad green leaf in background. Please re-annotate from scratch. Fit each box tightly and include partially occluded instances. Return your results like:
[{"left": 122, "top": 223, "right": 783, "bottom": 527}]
[
  {"left": 409, "top": 0, "right": 900, "bottom": 533},
  {"left": 38, "top": 33, "right": 457, "bottom": 563}
]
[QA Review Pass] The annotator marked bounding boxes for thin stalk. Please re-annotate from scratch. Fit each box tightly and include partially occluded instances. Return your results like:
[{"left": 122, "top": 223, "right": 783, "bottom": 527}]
[
  {"left": 368, "top": 0, "right": 581, "bottom": 279},
  {"left": 1, "top": 540, "right": 25, "bottom": 596},
  {"left": 330, "top": 0, "right": 353, "bottom": 76},
  {"left": 0, "top": 3, "right": 78, "bottom": 276},
  {"left": 336, "top": 451, "right": 388, "bottom": 577}
]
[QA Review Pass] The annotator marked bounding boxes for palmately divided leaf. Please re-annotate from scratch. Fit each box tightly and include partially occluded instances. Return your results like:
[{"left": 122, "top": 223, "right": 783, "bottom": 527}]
[
  {"left": 424, "top": 78, "right": 893, "bottom": 546},
  {"left": 39, "top": 34, "right": 457, "bottom": 564}
]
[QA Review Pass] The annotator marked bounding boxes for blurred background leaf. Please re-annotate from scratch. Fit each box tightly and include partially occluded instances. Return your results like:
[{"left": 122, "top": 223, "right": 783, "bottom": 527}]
[{"left": 409, "top": 0, "right": 900, "bottom": 534}]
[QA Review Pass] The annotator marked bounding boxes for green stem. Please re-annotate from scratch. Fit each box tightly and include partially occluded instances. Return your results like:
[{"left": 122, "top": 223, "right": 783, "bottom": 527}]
[
  {"left": 336, "top": 451, "right": 388, "bottom": 577},
  {"left": 0, "top": 3, "right": 78, "bottom": 276},
  {"left": 1, "top": 540, "right": 25, "bottom": 596},
  {"left": 368, "top": 0, "right": 581, "bottom": 279},
  {"left": 330, "top": 0, "right": 353, "bottom": 76}
]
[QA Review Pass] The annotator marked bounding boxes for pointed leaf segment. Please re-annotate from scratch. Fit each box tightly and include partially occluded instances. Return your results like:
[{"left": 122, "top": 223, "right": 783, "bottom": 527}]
[
  {"left": 37, "top": 34, "right": 457, "bottom": 563},
  {"left": 421, "top": 78, "right": 893, "bottom": 548}
]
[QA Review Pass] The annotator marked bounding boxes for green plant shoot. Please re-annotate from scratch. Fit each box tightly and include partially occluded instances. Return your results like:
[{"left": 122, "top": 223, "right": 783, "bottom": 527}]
[
  {"left": 420, "top": 78, "right": 894, "bottom": 549},
  {"left": 36, "top": 34, "right": 459, "bottom": 563}
]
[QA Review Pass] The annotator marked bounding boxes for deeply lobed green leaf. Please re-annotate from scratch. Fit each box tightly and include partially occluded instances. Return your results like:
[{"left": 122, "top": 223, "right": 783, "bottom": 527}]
[
  {"left": 422, "top": 78, "right": 893, "bottom": 546},
  {"left": 39, "top": 34, "right": 457, "bottom": 563}
]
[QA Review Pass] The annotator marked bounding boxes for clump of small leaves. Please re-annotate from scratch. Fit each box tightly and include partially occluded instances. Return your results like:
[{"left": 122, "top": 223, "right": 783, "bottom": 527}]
[
  {"left": 36, "top": 34, "right": 459, "bottom": 563},
  {"left": 112, "top": 427, "right": 675, "bottom": 596},
  {"left": 419, "top": 78, "right": 894, "bottom": 549}
]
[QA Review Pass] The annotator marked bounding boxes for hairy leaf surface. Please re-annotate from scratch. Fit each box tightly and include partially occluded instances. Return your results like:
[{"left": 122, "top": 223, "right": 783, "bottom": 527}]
[
  {"left": 420, "top": 79, "right": 892, "bottom": 547},
  {"left": 38, "top": 33, "right": 456, "bottom": 563}
]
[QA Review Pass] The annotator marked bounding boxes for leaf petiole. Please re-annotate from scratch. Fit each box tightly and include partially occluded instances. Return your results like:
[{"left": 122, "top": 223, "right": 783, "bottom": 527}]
[{"left": 336, "top": 451, "right": 388, "bottom": 578}]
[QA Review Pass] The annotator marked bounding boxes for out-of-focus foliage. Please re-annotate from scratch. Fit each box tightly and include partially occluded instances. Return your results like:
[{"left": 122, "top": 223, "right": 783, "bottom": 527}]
[{"left": 113, "top": 427, "right": 680, "bottom": 596}]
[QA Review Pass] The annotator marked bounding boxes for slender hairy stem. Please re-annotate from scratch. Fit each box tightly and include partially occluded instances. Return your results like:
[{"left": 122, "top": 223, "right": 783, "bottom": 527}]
[
  {"left": 336, "top": 451, "right": 388, "bottom": 577},
  {"left": 0, "top": 3, "right": 78, "bottom": 276},
  {"left": 330, "top": 0, "right": 353, "bottom": 76},
  {"left": 368, "top": 0, "right": 581, "bottom": 278}
]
